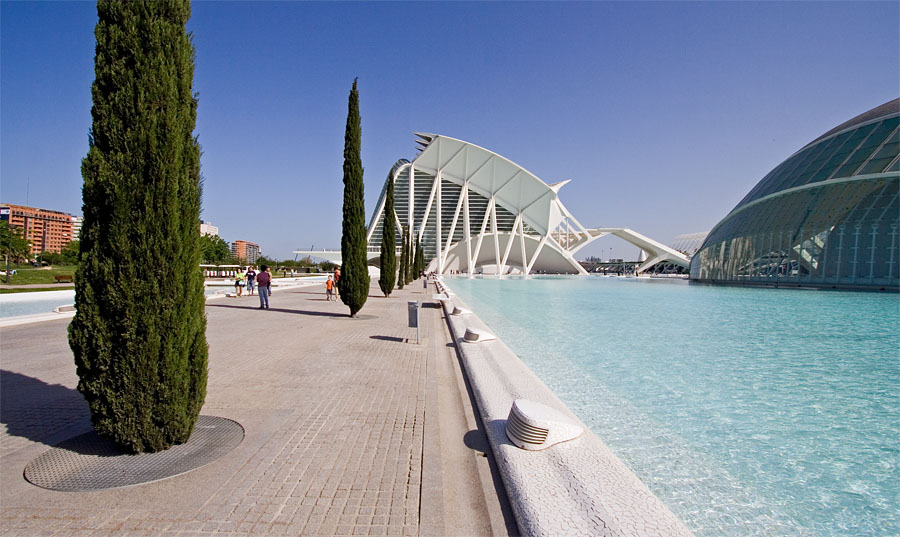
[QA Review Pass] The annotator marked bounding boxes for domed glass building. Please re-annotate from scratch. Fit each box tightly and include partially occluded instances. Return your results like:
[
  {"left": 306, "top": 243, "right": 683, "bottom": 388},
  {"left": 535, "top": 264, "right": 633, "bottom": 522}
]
[{"left": 690, "top": 99, "right": 900, "bottom": 290}]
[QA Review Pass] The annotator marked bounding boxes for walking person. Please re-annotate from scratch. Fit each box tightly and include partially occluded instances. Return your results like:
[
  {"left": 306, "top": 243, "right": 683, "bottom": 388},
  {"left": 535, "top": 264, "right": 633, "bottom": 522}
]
[
  {"left": 246, "top": 266, "right": 257, "bottom": 296},
  {"left": 325, "top": 275, "right": 335, "bottom": 301},
  {"left": 234, "top": 269, "right": 245, "bottom": 297},
  {"left": 333, "top": 267, "right": 341, "bottom": 298},
  {"left": 256, "top": 264, "right": 271, "bottom": 309}
]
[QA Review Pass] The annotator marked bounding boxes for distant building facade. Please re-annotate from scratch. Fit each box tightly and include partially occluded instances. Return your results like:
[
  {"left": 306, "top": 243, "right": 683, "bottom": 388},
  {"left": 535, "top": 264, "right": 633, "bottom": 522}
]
[
  {"left": 0, "top": 203, "right": 74, "bottom": 254},
  {"left": 71, "top": 216, "right": 83, "bottom": 240},
  {"left": 200, "top": 220, "right": 218, "bottom": 237},
  {"left": 231, "top": 240, "right": 260, "bottom": 264},
  {"left": 691, "top": 99, "right": 900, "bottom": 290}
]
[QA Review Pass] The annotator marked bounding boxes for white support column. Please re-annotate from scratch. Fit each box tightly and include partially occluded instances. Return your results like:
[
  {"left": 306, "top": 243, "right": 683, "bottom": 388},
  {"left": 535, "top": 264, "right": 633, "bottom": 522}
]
[
  {"left": 418, "top": 175, "right": 439, "bottom": 243},
  {"left": 408, "top": 165, "right": 415, "bottom": 232},
  {"left": 463, "top": 187, "right": 472, "bottom": 277},
  {"left": 493, "top": 200, "right": 503, "bottom": 274},
  {"left": 500, "top": 212, "right": 521, "bottom": 274},
  {"left": 442, "top": 182, "right": 466, "bottom": 268},
  {"left": 436, "top": 170, "right": 443, "bottom": 274},
  {"left": 471, "top": 197, "right": 494, "bottom": 272},
  {"left": 368, "top": 164, "right": 407, "bottom": 244},
  {"left": 366, "top": 189, "right": 388, "bottom": 244},
  {"left": 518, "top": 217, "right": 528, "bottom": 274},
  {"left": 526, "top": 234, "right": 549, "bottom": 275}
]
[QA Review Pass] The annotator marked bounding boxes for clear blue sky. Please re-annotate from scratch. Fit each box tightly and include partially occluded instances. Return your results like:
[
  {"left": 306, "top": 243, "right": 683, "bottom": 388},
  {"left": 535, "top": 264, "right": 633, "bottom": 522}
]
[{"left": 2, "top": 1, "right": 898, "bottom": 261}]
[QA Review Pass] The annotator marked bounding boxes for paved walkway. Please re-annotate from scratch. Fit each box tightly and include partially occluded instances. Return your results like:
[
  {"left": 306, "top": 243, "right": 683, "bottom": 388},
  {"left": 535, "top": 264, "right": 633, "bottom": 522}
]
[{"left": 0, "top": 281, "right": 516, "bottom": 536}]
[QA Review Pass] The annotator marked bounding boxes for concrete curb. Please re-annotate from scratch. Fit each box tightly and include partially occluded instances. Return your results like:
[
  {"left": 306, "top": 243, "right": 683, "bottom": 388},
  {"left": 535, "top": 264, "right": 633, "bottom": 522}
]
[
  {"left": 436, "top": 277, "right": 694, "bottom": 537},
  {"left": 0, "top": 280, "right": 325, "bottom": 327},
  {"left": 0, "top": 310, "right": 75, "bottom": 328}
]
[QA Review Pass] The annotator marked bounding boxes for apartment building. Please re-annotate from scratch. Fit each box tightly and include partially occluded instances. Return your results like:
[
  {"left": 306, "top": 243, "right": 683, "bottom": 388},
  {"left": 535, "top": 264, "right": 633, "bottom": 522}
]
[
  {"left": 1, "top": 204, "right": 74, "bottom": 254},
  {"left": 200, "top": 220, "right": 218, "bottom": 237},
  {"left": 231, "top": 240, "right": 260, "bottom": 264}
]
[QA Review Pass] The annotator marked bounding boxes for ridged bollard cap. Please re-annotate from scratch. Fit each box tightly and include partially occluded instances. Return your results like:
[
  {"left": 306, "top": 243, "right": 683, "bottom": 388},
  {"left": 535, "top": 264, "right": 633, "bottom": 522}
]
[
  {"left": 463, "top": 327, "right": 496, "bottom": 343},
  {"left": 506, "top": 399, "right": 584, "bottom": 450}
]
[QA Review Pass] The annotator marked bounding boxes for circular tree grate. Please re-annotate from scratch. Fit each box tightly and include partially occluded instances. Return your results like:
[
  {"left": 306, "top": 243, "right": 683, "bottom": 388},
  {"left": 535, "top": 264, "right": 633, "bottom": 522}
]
[{"left": 24, "top": 415, "right": 244, "bottom": 492}]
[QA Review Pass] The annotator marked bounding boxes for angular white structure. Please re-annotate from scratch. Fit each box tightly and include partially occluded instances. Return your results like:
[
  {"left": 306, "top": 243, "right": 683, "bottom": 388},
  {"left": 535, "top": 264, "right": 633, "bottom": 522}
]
[{"left": 364, "top": 134, "right": 689, "bottom": 276}]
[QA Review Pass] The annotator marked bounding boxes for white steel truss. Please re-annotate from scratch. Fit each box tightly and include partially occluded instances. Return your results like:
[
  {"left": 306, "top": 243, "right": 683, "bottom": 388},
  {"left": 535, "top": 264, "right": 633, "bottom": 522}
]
[{"left": 361, "top": 134, "right": 690, "bottom": 276}]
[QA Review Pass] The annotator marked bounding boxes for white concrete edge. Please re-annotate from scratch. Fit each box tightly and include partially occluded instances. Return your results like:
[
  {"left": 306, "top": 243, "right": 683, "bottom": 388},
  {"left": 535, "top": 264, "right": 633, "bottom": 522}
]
[
  {"left": 0, "top": 281, "right": 326, "bottom": 327},
  {"left": 435, "top": 278, "right": 694, "bottom": 537},
  {"left": 0, "top": 310, "right": 76, "bottom": 328}
]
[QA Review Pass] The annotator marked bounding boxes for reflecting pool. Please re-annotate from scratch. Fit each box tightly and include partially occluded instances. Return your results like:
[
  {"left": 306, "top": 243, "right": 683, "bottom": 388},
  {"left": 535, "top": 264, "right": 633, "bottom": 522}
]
[
  {"left": 447, "top": 276, "right": 899, "bottom": 537},
  {"left": 0, "top": 290, "right": 75, "bottom": 318},
  {"left": 0, "top": 286, "right": 229, "bottom": 319}
]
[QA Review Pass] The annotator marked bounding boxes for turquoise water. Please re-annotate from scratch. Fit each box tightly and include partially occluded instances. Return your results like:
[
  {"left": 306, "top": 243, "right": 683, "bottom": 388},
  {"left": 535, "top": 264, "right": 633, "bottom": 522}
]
[{"left": 447, "top": 276, "right": 900, "bottom": 537}]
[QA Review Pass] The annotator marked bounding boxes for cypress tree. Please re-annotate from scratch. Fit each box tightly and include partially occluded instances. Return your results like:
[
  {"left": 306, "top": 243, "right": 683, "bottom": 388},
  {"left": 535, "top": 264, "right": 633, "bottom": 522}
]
[
  {"left": 338, "top": 78, "right": 369, "bottom": 316},
  {"left": 377, "top": 172, "right": 397, "bottom": 297},
  {"left": 398, "top": 225, "right": 407, "bottom": 290},
  {"left": 406, "top": 229, "right": 415, "bottom": 284},
  {"left": 68, "top": 0, "right": 207, "bottom": 453},
  {"left": 415, "top": 234, "right": 425, "bottom": 277}
]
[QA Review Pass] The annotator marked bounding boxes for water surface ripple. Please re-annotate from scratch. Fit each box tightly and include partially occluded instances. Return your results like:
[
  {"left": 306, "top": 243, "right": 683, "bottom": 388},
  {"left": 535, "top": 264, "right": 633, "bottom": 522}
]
[{"left": 447, "top": 276, "right": 900, "bottom": 537}]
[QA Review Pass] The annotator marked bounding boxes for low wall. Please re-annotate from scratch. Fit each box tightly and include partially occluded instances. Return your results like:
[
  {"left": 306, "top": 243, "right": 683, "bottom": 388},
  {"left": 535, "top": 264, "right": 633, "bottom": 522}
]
[{"left": 435, "top": 278, "right": 694, "bottom": 537}]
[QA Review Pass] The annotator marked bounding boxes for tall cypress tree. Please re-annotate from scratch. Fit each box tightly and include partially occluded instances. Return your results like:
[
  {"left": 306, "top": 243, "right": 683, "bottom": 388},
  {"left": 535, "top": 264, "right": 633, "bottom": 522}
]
[
  {"left": 378, "top": 172, "right": 397, "bottom": 297},
  {"left": 338, "top": 78, "right": 369, "bottom": 316},
  {"left": 414, "top": 234, "right": 425, "bottom": 276},
  {"left": 406, "top": 228, "right": 415, "bottom": 284},
  {"left": 68, "top": 0, "right": 207, "bottom": 453},
  {"left": 398, "top": 225, "right": 407, "bottom": 290}
]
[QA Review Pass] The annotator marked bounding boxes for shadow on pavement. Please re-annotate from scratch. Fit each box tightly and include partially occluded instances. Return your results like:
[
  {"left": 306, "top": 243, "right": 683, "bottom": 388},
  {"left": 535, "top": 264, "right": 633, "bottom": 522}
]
[
  {"left": 0, "top": 369, "right": 92, "bottom": 448},
  {"left": 369, "top": 335, "right": 405, "bottom": 343},
  {"left": 206, "top": 303, "right": 348, "bottom": 318}
]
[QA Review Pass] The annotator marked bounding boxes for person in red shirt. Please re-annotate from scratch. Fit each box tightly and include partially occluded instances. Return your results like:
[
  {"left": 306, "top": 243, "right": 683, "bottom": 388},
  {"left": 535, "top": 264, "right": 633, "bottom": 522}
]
[
  {"left": 256, "top": 264, "right": 271, "bottom": 309},
  {"left": 333, "top": 267, "right": 341, "bottom": 298}
]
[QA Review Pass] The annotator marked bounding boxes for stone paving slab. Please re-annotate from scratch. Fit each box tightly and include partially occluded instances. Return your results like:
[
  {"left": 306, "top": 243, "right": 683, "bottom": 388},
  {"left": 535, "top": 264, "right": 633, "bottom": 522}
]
[{"left": 0, "top": 281, "right": 504, "bottom": 536}]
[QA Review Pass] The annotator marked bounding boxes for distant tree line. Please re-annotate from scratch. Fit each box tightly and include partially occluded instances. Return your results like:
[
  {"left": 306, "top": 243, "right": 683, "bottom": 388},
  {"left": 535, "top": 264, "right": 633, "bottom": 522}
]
[{"left": 1, "top": 220, "right": 33, "bottom": 266}]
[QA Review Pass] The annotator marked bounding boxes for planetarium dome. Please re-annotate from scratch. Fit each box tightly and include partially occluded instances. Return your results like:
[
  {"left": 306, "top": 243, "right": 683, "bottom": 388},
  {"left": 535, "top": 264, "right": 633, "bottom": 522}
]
[{"left": 690, "top": 99, "right": 900, "bottom": 290}]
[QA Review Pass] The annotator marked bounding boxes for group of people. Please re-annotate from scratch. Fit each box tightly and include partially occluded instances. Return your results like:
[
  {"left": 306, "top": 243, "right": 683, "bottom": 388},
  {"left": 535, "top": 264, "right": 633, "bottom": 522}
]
[
  {"left": 231, "top": 265, "right": 342, "bottom": 309},
  {"left": 233, "top": 265, "right": 273, "bottom": 309}
]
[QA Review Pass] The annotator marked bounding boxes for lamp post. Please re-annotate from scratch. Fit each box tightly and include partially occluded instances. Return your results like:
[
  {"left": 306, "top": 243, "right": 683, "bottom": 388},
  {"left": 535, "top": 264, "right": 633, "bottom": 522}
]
[{"left": 4, "top": 231, "right": 9, "bottom": 284}]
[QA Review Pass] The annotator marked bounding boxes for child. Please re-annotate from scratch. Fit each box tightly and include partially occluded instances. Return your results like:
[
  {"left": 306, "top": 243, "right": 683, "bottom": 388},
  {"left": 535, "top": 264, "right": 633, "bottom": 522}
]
[{"left": 325, "top": 275, "right": 335, "bottom": 301}]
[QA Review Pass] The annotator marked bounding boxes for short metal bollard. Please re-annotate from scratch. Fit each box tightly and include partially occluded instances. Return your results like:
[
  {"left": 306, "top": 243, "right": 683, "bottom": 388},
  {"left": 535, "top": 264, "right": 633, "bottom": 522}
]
[{"left": 407, "top": 300, "right": 420, "bottom": 344}]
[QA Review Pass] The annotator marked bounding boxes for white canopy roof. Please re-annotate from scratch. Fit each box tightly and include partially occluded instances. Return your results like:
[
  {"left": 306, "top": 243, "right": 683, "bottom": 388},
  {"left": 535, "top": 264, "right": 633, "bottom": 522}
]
[{"left": 411, "top": 134, "right": 574, "bottom": 236}]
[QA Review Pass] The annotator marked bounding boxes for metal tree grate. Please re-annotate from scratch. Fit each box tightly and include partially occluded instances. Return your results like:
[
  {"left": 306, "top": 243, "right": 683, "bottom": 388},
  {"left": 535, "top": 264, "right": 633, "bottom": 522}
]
[{"left": 24, "top": 415, "right": 244, "bottom": 492}]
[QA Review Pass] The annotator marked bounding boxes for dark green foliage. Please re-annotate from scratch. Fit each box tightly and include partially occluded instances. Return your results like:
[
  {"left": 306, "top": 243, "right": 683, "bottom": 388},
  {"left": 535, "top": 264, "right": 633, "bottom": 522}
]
[
  {"left": 68, "top": 0, "right": 207, "bottom": 453},
  {"left": 405, "top": 229, "right": 414, "bottom": 284},
  {"left": 397, "top": 226, "right": 407, "bottom": 290},
  {"left": 338, "top": 79, "right": 369, "bottom": 316},
  {"left": 0, "top": 220, "right": 31, "bottom": 263},
  {"left": 39, "top": 241, "right": 80, "bottom": 266},
  {"left": 414, "top": 234, "right": 425, "bottom": 277},
  {"left": 377, "top": 172, "right": 397, "bottom": 297},
  {"left": 199, "top": 234, "right": 232, "bottom": 264}
]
